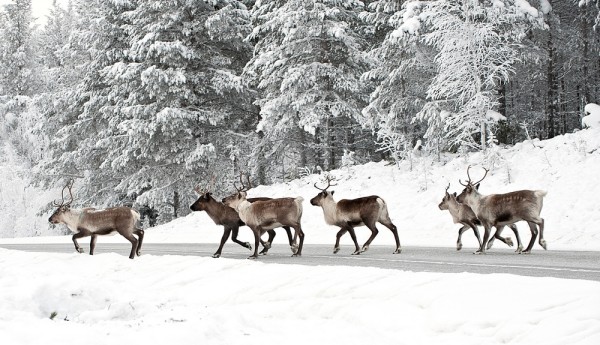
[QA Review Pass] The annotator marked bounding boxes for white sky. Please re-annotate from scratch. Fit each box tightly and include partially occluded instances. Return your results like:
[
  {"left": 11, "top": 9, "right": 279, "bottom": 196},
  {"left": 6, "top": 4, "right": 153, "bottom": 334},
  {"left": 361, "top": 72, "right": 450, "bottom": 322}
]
[{"left": 0, "top": 0, "right": 69, "bottom": 24}]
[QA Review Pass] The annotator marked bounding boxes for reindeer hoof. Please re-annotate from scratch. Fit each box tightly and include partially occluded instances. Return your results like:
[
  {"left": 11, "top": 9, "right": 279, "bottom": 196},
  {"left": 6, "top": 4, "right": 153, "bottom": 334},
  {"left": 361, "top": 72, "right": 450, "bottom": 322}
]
[
  {"left": 333, "top": 247, "right": 340, "bottom": 254},
  {"left": 456, "top": 243, "right": 463, "bottom": 251},
  {"left": 361, "top": 245, "right": 370, "bottom": 253},
  {"left": 522, "top": 250, "right": 532, "bottom": 254},
  {"left": 263, "top": 242, "right": 271, "bottom": 250},
  {"left": 393, "top": 248, "right": 401, "bottom": 254},
  {"left": 291, "top": 253, "right": 301, "bottom": 257},
  {"left": 212, "top": 253, "right": 221, "bottom": 258},
  {"left": 290, "top": 245, "right": 299, "bottom": 254},
  {"left": 247, "top": 255, "right": 258, "bottom": 260},
  {"left": 515, "top": 246, "right": 523, "bottom": 254},
  {"left": 351, "top": 250, "right": 361, "bottom": 255},
  {"left": 244, "top": 242, "right": 252, "bottom": 250},
  {"left": 136, "top": 251, "right": 142, "bottom": 256},
  {"left": 540, "top": 239, "right": 548, "bottom": 250},
  {"left": 76, "top": 248, "right": 84, "bottom": 254},
  {"left": 473, "top": 250, "right": 485, "bottom": 255}
]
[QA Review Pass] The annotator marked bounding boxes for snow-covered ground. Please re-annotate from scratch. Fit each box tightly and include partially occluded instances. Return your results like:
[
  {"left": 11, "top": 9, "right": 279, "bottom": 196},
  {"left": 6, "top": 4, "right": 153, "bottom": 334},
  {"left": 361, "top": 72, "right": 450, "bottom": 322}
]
[
  {"left": 1, "top": 249, "right": 599, "bottom": 345},
  {"left": 1, "top": 128, "right": 600, "bottom": 344}
]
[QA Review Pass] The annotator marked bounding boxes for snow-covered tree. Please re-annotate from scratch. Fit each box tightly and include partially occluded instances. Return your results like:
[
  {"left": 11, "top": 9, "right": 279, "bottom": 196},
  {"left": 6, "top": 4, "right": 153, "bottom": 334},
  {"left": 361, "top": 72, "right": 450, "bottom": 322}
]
[
  {"left": 361, "top": 0, "right": 434, "bottom": 161},
  {"left": 0, "top": 0, "right": 43, "bottom": 163},
  {"left": 99, "top": 0, "right": 254, "bottom": 220},
  {"left": 244, "top": 0, "right": 375, "bottom": 178},
  {"left": 371, "top": 0, "right": 546, "bottom": 153},
  {"left": 0, "top": 0, "right": 35, "bottom": 97},
  {"left": 578, "top": 0, "right": 600, "bottom": 29},
  {"left": 34, "top": 0, "right": 136, "bottom": 211},
  {"left": 36, "top": 0, "right": 256, "bottom": 222},
  {"left": 421, "top": 0, "right": 546, "bottom": 150}
]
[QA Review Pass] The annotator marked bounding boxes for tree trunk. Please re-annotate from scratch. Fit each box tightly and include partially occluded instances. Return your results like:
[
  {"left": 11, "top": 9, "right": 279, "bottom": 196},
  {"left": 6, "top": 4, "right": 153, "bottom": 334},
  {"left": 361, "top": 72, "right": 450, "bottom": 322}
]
[
  {"left": 172, "top": 191, "right": 179, "bottom": 219},
  {"left": 546, "top": 23, "right": 558, "bottom": 139}
]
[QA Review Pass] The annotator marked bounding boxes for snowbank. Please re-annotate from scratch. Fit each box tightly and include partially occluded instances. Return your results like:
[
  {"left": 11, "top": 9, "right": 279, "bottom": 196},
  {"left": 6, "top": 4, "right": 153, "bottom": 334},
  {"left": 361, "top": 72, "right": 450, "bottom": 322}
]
[
  {"left": 583, "top": 103, "right": 600, "bottom": 128},
  {"left": 0, "top": 248, "right": 598, "bottom": 345}
]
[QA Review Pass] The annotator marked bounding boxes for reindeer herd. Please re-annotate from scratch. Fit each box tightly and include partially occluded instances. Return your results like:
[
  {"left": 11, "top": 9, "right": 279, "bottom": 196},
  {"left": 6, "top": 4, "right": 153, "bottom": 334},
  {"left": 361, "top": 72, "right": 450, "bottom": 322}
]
[{"left": 47, "top": 166, "right": 547, "bottom": 260}]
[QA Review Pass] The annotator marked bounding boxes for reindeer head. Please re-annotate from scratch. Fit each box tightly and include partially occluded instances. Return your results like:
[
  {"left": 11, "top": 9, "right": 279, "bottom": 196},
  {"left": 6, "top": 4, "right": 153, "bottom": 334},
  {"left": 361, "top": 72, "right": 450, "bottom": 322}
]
[
  {"left": 456, "top": 166, "right": 487, "bottom": 204},
  {"left": 48, "top": 179, "right": 75, "bottom": 224},
  {"left": 222, "top": 190, "right": 247, "bottom": 210},
  {"left": 221, "top": 173, "right": 251, "bottom": 209},
  {"left": 190, "top": 186, "right": 216, "bottom": 211},
  {"left": 438, "top": 183, "right": 458, "bottom": 210},
  {"left": 310, "top": 175, "right": 337, "bottom": 206}
]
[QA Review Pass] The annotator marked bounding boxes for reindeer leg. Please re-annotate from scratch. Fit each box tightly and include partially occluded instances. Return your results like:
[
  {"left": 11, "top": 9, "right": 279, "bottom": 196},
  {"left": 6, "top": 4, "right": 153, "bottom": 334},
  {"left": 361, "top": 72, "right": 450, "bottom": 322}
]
[
  {"left": 381, "top": 221, "right": 401, "bottom": 254},
  {"left": 361, "top": 222, "right": 379, "bottom": 253},
  {"left": 230, "top": 227, "right": 252, "bottom": 252},
  {"left": 121, "top": 232, "right": 139, "bottom": 260},
  {"left": 475, "top": 224, "right": 491, "bottom": 254},
  {"left": 347, "top": 227, "right": 361, "bottom": 255},
  {"left": 457, "top": 225, "right": 471, "bottom": 251},
  {"left": 537, "top": 218, "right": 547, "bottom": 250},
  {"left": 135, "top": 229, "right": 144, "bottom": 256},
  {"left": 259, "top": 230, "right": 276, "bottom": 255},
  {"left": 72, "top": 229, "right": 91, "bottom": 254},
  {"left": 334, "top": 228, "right": 348, "bottom": 254},
  {"left": 507, "top": 224, "right": 523, "bottom": 253},
  {"left": 89, "top": 234, "right": 98, "bottom": 255},
  {"left": 291, "top": 224, "right": 304, "bottom": 257},
  {"left": 488, "top": 225, "right": 514, "bottom": 250},
  {"left": 284, "top": 226, "right": 298, "bottom": 254},
  {"left": 213, "top": 227, "right": 232, "bottom": 258},
  {"left": 248, "top": 227, "right": 261, "bottom": 260},
  {"left": 523, "top": 221, "right": 539, "bottom": 254}
]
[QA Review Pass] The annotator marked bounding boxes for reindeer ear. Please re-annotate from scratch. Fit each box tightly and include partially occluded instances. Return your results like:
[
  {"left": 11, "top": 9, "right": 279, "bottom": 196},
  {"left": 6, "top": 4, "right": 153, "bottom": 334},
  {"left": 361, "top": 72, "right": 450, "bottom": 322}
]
[
  {"left": 331, "top": 190, "right": 335, "bottom": 196},
  {"left": 207, "top": 192, "right": 212, "bottom": 196},
  {"left": 475, "top": 183, "right": 480, "bottom": 190},
  {"left": 452, "top": 192, "right": 457, "bottom": 197}
]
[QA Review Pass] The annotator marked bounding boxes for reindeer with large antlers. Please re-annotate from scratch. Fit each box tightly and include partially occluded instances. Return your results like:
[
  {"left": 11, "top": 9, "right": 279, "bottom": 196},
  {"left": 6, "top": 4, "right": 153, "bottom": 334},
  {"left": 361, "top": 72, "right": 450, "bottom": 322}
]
[
  {"left": 190, "top": 177, "right": 297, "bottom": 258},
  {"left": 221, "top": 175, "right": 305, "bottom": 259},
  {"left": 48, "top": 179, "right": 144, "bottom": 259},
  {"left": 439, "top": 183, "right": 523, "bottom": 252},
  {"left": 456, "top": 166, "right": 547, "bottom": 254},
  {"left": 310, "top": 175, "right": 401, "bottom": 255}
]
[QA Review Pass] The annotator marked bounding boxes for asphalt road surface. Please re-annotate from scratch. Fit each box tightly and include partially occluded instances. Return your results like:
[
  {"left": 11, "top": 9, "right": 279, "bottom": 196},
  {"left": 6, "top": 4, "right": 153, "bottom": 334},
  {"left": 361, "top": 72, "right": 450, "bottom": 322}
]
[{"left": 2, "top": 242, "right": 599, "bottom": 281}]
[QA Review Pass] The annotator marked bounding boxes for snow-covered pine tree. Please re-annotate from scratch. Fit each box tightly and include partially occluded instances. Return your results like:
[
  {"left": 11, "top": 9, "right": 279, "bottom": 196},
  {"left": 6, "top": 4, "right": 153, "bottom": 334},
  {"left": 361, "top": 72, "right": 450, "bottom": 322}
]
[
  {"left": 34, "top": 0, "right": 136, "bottom": 211},
  {"left": 244, "top": 0, "right": 375, "bottom": 180},
  {"left": 578, "top": 0, "right": 600, "bottom": 29},
  {"left": 0, "top": 0, "right": 43, "bottom": 163},
  {"left": 91, "top": 0, "right": 254, "bottom": 221},
  {"left": 361, "top": 0, "right": 434, "bottom": 162},
  {"left": 390, "top": 0, "right": 546, "bottom": 152}
]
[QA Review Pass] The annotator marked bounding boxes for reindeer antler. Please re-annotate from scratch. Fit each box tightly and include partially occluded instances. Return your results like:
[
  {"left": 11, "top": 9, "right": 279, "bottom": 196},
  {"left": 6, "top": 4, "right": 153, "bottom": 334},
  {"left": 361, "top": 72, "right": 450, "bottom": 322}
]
[
  {"left": 54, "top": 179, "right": 75, "bottom": 207},
  {"left": 445, "top": 183, "right": 451, "bottom": 194},
  {"left": 314, "top": 174, "right": 337, "bottom": 191},
  {"left": 233, "top": 172, "right": 253, "bottom": 192},
  {"left": 459, "top": 166, "right": 489, "bottom": 186}
]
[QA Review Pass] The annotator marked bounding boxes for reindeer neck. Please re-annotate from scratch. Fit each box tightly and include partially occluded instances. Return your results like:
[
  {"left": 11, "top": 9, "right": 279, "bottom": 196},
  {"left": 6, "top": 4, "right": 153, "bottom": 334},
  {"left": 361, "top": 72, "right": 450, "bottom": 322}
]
[
  {"left": 61, "top": 209, "right": 84, "bottom": 230},
  {"left": 465, "top": 192, "right": 484, "bottom": 215},
  {"left": 320, "top": 196, "right": 339, "bottom": 224},
  {"left": 206, "top": 199, "right": 230, "bottom": 223}
]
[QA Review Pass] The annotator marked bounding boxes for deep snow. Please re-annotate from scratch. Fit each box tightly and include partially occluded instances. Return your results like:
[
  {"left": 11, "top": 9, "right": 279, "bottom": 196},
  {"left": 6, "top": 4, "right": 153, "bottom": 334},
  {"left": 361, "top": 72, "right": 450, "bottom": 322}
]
[{"left": 1, "top": 128, "right": 600, "bottom": 344}]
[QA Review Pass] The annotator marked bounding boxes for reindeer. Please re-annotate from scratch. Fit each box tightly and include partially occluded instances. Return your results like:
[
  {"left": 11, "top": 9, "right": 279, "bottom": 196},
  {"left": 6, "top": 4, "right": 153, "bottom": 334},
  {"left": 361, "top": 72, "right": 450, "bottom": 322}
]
[
  {"left": 439, "top": 184, "right": 523, "bottom": 252},
  {"left": 221, "top": 178, "right": 305, "bottom": 260},
  {"left": 456, "top": 166, "right": 547, "bottom": 254},
  {"left": 48, "top": 180, "right": 144, "bottom": 259},
  {"left": 310, "top": 176, "right": 401, "bottom": 255},
  {"left": 190, "top": 182, "right": 297, "bottom": 258}
]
